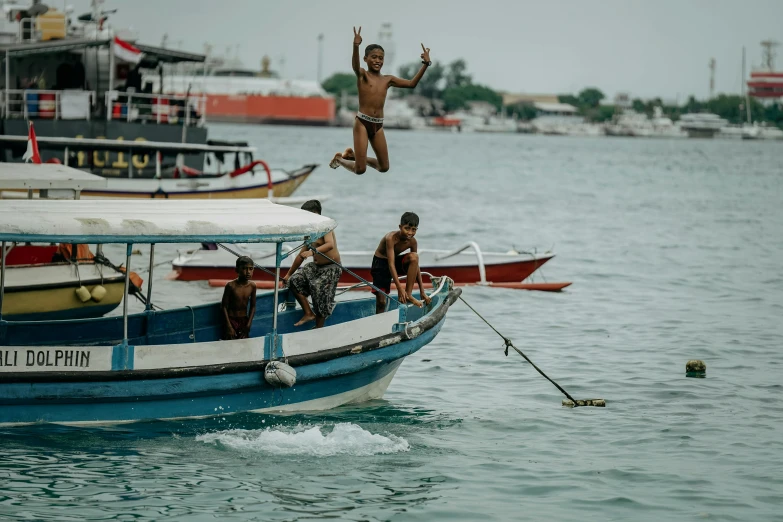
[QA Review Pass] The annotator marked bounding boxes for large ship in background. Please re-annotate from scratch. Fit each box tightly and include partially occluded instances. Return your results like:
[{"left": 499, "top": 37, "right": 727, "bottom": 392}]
[
  {"left": 0, "top": 0, "right": 320, "bottom": 195},
  {"left": 148, "top": 54, "right": 336, "bottom": 126},
  {"left": 747, "top": 40, "right": 783, "bottom": 103},
  {"left": 0, "top": 0, "right": 210, "bottom": 172},
  {"left": 148, "top": 24, "right": 405, "bottom": 126}
]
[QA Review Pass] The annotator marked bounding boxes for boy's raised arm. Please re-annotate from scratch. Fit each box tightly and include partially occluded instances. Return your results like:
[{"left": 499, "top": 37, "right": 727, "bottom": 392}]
[
  {"left": 352, "top": 26, "right": 362, "bottom": 76},
  {"left": 390, "top": 44, "right": 431, "bottom": 89}
]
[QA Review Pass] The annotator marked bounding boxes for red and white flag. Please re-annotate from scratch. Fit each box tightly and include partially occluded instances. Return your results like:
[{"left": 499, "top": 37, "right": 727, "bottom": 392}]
[
  {"left": 113, "top": 36, "right": 144, "bottom": 64},
  {"left": 22, "top": 121, "right": 41, "bottom": 164}
]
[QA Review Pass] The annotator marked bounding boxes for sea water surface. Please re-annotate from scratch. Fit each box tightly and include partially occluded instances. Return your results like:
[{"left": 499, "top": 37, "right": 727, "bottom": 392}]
[{"left": 2, "top": 126, "right": 782, "bottom": 521}]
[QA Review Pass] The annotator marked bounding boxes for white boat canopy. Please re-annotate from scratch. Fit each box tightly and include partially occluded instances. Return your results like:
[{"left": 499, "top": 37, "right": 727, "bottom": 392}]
[
  {"left": 0, "top": 163, "right": 107, "bottom": 192},
  {"left": 0, "top": 199, "right": 335, "bottom": 244}
]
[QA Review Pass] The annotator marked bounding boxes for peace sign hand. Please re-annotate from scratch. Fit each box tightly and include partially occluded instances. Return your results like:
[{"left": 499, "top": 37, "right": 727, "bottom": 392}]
[
  {"left": 353, "top": 26, "right": 362, "bottom": 46},
  {"left": 420, "top": 43, "right": 431, "bottom": 64}
]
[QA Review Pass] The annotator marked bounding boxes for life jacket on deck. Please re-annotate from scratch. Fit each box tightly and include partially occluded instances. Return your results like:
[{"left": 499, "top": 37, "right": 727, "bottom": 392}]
[{"left": 54, "top": 243, "right": 94, "bottom": 262}]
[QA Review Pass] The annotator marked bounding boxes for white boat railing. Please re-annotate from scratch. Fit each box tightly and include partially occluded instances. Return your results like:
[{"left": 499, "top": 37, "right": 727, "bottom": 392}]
[
  {"left": 16, "top": 16, "right": 66, "bottom": 43},
  {"left": 2, "top": 89, "right": 96, "bottom": 120},
  {"left": 105, "top": 91, "right": 207, "bottom": 126},
  {"left": 433, "top": 241, "right": 487, "bottom": 284}
]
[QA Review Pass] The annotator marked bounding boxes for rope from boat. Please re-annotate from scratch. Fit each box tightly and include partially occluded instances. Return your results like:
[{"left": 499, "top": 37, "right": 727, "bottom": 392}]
[
  {"left": 91, "top": 253, "right": 164, "bottom": 309},
  {"left": 136, "top": 257, "right": 172, "bottom": 275},
  {"left": 309, "top": 248, "right": 398, "bottom": 303},
  {"left": 218, "top": 242, "right": 399, "bottom": 303},
  {"left": 457, "top": 295, "right": 584, "bottom": 406},
  {"left": 216, "top": 243, "right": 306, "bottom": 280},
  {"left": 74, "top": 259, "right": 83, "bottom": 287}
]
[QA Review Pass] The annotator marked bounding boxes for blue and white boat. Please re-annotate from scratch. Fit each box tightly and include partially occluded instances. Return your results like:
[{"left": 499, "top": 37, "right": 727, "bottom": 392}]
[{"left": 0, "top": 199, "right": 460, "bottom": 426}]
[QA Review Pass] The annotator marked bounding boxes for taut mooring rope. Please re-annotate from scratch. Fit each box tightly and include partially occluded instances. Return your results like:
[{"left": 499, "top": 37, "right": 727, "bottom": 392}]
[{"left": 458, "top": 295, "right": 604, "bottom": 408}]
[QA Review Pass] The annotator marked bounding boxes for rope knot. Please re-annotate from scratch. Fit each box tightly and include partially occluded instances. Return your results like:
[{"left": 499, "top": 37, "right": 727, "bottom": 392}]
[{"left": 503, "top": 338, "right": 512, "bottom": 356}]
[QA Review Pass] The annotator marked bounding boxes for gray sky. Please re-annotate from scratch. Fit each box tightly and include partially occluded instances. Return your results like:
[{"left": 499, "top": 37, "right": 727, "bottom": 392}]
[{"left": 75, "top": 0, "right": 783, "bottom": 102}]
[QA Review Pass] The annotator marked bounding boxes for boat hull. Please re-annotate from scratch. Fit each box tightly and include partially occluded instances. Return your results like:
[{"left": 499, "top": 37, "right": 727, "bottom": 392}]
[
  {"left": 0, "top": 286, "right": 459, "bottom": 426},
  {"left": 2, "top": 282, "right": 125, "bottom": 321},
  {"left": 171, "top": 249, "right": 555, "bottom": 284},
  {"left": 80, "top": 165, "right": 315, "bottom": 199},
  {"left": 1, "top": 263, "right": 125, "bottom": 320},
  {"left": 0, "top": 330, "right": 437, "bottom": 425},
  {"left": 209, "top": 279, "right": 573, "bottom": 292},
  {"left": 1, "top": 119, "right": 208, "bottom": 175}
]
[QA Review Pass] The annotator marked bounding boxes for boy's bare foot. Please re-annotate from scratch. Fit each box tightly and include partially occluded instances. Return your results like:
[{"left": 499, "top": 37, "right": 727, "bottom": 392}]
[
  {"left": 294, "top": 312, "right": 316, "bottom": 326},
  {"left": 342, "top": 148, "right": 355, "bottom": 160},
  {"left": 329, "top": 152, "right": 343, "bottom": 169},
  {"left": 407, "top": 295, "right": 423, "bottom": 307}
]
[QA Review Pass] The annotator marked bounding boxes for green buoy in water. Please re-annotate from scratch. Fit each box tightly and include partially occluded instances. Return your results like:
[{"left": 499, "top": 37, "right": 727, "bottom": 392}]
[{"left": 686, "top": 359, "right": 706, "bottom": 378}]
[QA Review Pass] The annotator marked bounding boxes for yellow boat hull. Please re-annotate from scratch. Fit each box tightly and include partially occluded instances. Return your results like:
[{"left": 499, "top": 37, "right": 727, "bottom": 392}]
[
  {"left": 2, "top": 281, "right": 125, "bottom": 321},
  {"left": 80, "top": 167, "right": 315, "bottom": 199}
]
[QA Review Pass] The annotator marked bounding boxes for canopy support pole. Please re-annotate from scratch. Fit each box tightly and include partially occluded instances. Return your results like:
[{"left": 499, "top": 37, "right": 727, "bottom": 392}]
[
  {"left": 122, "top": 243, "right": 132, "bottom": 345},
  {"left": 107, "top": 37, "right": 115, "bottom": 121},
  {"left": 145, "top": 244, "right": 155, "bottom": 311},
  {"left": 272, "top": 242, "right": 282, "bottom": 332},
  {"left": 4, "top": 50, "right": 9, "bottom": 120}
]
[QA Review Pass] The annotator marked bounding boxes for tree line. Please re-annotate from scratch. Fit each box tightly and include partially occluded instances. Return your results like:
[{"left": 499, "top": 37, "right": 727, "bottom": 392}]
[{"left": 321, "top": 59, "right": 783, "bottom": 129}]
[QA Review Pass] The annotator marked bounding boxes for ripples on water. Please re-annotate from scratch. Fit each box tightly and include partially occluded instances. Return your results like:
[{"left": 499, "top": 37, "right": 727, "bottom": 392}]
[{"left": 2, "top": 127, "right": 782, "bottom": 520}]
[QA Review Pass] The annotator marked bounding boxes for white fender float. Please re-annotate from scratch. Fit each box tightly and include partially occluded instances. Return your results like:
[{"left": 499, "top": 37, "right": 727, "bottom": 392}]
[{"left": 264, "top": 361, "right": 297, "bottom": 387}]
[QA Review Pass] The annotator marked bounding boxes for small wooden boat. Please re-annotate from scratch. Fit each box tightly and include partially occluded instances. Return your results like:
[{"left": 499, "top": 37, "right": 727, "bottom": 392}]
[
  {"left": 171, "top": 241, "right": 556, "bottom": 285},
  {"left": 0, "top": 136, "right": 320, "bottom": 200},
  {"left": 0, "top": 164, "right": 129, "bottom": 320},
  {"left": 2, "top": 262, "right": 126, "bottom": 320},
  {"left": 0, "top": 199, "right": 459, "bottom": 426}
]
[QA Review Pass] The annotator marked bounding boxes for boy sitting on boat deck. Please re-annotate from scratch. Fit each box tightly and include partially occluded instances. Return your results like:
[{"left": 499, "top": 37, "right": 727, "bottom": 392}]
[
  {"left": 282, "top": 200, "right": 343, "bottom": 328},
  {"left": 371, "top": 212, "right": 431, "bottom": 314},
  {"left": 221, "top": 256, "right": 257, "bottom": 340}
]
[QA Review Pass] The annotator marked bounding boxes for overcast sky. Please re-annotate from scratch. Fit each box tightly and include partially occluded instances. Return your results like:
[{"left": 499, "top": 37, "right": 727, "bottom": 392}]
[{"left": 72, "top": 0, "right": 783, "bottom": 102}]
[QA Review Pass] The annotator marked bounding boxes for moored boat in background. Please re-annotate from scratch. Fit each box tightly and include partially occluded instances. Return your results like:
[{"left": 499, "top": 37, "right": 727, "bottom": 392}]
[{"left": 170, "top": 242, "right": 558, "bottom": 285}]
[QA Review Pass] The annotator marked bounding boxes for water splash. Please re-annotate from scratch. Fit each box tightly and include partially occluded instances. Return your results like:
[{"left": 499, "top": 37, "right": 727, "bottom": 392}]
[{"left": 196, "top": 422, "right": 410, "bottom": 456}]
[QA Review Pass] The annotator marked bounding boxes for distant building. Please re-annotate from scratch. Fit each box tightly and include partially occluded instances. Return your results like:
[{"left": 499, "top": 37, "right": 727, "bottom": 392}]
[
  {"left": 532, "top": 102, "right": 578, "bottom": 116},
  {"left": 466, "top": 100, "right": 497, "bottom": 117},
  {"left": 502, "top": 93, "right": 560, "bottom": 106},
  {"left": 613, "top": 93, "right": 632, "bottom": 109},
  {"left": 403, "top": 94, "right": 444, "bottom": 115}
]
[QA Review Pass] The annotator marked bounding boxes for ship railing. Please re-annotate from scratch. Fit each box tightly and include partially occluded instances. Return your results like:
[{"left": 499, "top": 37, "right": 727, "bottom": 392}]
[
  {"left": 105, "top": 91, "right": 207, "bottom": 127},
  {"left": 16, "top": 16, "right": 67, "bottom": 43},
  {"left": 1, "top": 89, "right": 96, "bottom": 121}
]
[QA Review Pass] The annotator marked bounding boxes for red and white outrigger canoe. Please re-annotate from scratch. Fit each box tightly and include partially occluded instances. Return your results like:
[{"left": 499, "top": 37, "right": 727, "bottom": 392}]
[{"left": 170, "top": 242, "right": 571, "bottom": 291}]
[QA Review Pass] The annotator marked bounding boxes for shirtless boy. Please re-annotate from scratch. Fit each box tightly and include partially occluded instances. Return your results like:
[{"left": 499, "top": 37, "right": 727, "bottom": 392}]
[
  {"left": 370, "top": 212, "right": 432, "bottom": 314},
  {"left": 283, "top": 200, "right": 342, "bottom": 328},
  {"left": 221, "top": 256, "right": 257, "bottom": 340},
  {"left": 330, "top": 26, "right": 431, "bottom": 175}
]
